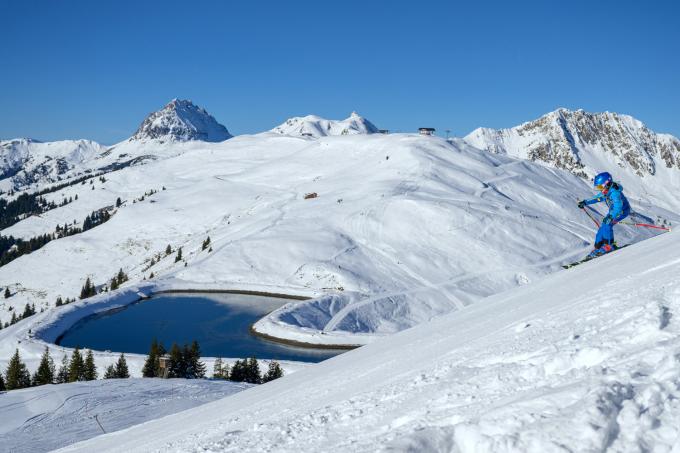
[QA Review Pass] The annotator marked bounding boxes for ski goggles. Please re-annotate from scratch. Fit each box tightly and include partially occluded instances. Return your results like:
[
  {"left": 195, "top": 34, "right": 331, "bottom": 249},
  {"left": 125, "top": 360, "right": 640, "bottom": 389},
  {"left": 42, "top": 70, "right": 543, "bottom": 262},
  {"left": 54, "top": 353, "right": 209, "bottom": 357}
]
[{"left": 595, "top": 184, "right": 606, "bottom": 191}]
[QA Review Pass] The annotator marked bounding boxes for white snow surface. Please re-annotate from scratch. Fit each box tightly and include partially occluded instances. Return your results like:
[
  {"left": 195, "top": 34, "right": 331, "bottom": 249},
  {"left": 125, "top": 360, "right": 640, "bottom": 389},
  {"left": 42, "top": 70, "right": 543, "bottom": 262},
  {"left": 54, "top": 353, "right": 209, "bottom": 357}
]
[
  {"left": 271, "top": 111, "right": 379, "bottom": 137},
  {"left": 0, "top": 378, "right": 251, "bottom": 453},
  {"left": 58, "top": 227, "right": 680, "bottom": 452}
]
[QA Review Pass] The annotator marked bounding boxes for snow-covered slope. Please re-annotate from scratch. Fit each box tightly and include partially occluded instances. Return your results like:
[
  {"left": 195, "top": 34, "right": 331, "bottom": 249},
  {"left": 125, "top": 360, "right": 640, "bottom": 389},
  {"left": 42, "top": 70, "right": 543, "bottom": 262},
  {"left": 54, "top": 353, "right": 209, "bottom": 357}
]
[
  {"left": 271, "top": 111, "right": 379, "bottom": 137},
  {"left": 60, "top": 228, "right": 680, "bottom": 453},
  {"left": 464, "top": 109, "right": 680, "bottom": 211},
  {"left": 130, "top": 98, "right": 232, "bottom": 142},
  {"left": 0, "top": 378, "right": 251, "bottom": 453}
]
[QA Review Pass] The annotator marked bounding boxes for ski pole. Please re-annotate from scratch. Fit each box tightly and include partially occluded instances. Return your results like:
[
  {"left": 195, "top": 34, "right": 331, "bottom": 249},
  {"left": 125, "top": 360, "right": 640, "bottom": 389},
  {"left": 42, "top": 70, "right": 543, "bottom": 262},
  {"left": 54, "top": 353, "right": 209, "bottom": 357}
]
[
  {"left": 581, "top": 207, "right": 600, "bottom": 227},
  {"left": 616, "top": 221, "right": 671, "bottom": 231}
]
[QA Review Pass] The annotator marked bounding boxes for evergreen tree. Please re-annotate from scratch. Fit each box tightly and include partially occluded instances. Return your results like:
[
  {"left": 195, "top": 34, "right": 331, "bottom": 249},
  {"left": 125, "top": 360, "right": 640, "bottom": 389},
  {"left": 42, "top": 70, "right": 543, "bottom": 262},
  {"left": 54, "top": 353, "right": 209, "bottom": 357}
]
[
  {"left": 229, "top": 359, "right": 247, "bottom": 382},
  {"left": 184, "top": 341, "right": 206, "bottom": 379},
  {"left": 4, "top": 287, "right": 10, "bottom": 298},
  {"left": 117, "top": 268, "right": 127, "bottom": 284},
  {"left": 115, "top": 197, "right": 122, "bottom": 207},
  {"left": 22, "top": 303, "right": 35, "bottom": 318},
  {"left": 245, "top": 357, "right": 261, "bottom": 384},
  {"left": 84, "top": 349, "right": 97, "bottom": 380},
  {"left": 56, "top": 296, "right": 63, "bottom": 307},
  {"left": 10, "top": 312, "right": 17, "bottom": 325},
  {"left": 79, "top": 277, "right": 96, "bottom": 299},
  {"left": 0, "top": 371, "right": 5, "bottom": 391},
  {"left": 167, "top": 343, "right": 184, "bottom": 378},
  {"left": 103, "top": 364, "right": 116, "bottom": 379},
  {"left": 114, "top": 353, "right": 130, "bottom": 378},
  {"left": 213, "top": 357, "right": 225, "bottom": 379},
  {"left": 56, "top": 354, "right": 70, "bottom": 384},
  {"left": 68, "top": 348, "right": 85, "bottom": 382},
  {"left": 262, "top": 361, "right": 284, "bottom": 383},
  {"left": 202, "top": 237, "right": 211, "bottom": 250},
  {"left": 165, "top": 244, "right": 172, "bottom": 255},
  {"left": 32, "top": 347, "right": 55, "bottom": 386},
  {"left": 175, "top": 247, "right": 183, "bottom": 263},
  {"left": 5, "top": 349, "right": 31, "bottom": 390},
  {"left": 142, "top": 338, "right": 166, "bottom": 377}
]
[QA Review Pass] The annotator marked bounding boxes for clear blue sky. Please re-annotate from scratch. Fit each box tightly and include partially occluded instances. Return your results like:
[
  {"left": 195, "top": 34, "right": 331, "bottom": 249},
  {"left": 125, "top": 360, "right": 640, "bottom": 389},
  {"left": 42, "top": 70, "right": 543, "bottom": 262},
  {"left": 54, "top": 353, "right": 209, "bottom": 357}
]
[{"left": 1, "top": 0, "right": 679, "bottom": 144}]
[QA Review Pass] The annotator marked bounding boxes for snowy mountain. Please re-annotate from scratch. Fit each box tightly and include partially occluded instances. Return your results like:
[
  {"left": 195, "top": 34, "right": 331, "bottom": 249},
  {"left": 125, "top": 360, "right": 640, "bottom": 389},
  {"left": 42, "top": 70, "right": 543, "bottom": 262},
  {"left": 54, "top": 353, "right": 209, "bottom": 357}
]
[
  {"left": 59, "top": 230, "right": 680, "bottom": 453},
  {"left": 271, "top": 111, "right": 379, "bottom": 137},
  {"left": 130, "top": 99, "right": 232, "bottom": 142},
  {"left": 0, "top": 100, "right": 232, "bottom": 192},
  {"left": 0, "top": 138, "right": 106, "bottom": 190},
  {"left": 464, "top": 109, "right": 680, "bottom": 210}
]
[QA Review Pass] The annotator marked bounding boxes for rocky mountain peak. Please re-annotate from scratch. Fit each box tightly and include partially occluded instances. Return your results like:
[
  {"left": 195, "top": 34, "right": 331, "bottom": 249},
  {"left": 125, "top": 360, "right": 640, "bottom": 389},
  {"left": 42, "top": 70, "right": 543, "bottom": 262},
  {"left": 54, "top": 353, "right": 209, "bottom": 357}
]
[
  {"left": 465, "top": 109, "right": 680, "bottom": 179},
  {"left": 130, "top": 99, "right": 232, "bottom": 142}
]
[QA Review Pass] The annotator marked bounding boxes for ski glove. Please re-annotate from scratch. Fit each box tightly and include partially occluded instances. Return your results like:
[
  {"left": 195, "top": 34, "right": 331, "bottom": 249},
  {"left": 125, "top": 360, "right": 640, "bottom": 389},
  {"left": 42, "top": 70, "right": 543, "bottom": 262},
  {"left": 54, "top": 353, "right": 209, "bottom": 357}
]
[
  {"left": 603, "top": 215, "right": 613, "bottom": 225},
  {"left": 577, "top": 200, "right": 586, "bottom": 209}
]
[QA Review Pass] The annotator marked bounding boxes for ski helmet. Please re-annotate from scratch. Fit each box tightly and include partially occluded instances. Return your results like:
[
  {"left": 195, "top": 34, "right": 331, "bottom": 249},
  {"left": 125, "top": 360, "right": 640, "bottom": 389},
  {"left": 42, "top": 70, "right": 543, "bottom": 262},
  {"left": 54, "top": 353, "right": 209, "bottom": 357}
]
[{"left": 593, "top": 172, "right": 612, "bottom": 190}]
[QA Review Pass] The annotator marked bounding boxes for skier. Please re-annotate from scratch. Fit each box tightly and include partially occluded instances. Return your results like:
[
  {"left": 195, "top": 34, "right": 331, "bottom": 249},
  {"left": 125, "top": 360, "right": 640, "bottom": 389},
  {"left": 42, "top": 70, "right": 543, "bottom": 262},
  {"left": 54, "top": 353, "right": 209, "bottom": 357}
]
[{"left": 577, "top": 171, "right": 631, "bottom": 257}]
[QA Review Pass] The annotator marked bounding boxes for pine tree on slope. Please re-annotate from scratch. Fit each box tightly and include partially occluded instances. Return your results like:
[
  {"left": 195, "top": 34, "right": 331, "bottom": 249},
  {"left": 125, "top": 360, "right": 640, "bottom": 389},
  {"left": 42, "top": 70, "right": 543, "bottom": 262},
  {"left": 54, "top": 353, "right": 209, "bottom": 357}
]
[
  {"left": 103, "top": 365, "right": 116, "bottom": 379},
  {"left": 84, "top": 349, "right": 97, "bottom": 381},
  {"left": 56, "top": 354, "right": 70, "bottom": 384},
  {"left": 262, "top": 361, "right": 284, "bottom": 383},
  {"left": 5, "top": 349, "right": 31, "bottom": 390},
  {"left": 68, "top": 348, "right": 85, "bottom": 382},
  {"left": 114, "top": 353, "right": 130, "bottom": 378},
  {"left": 167, "top": 343, "right": 184, "bottom": 378},
  {"left": 33, "top": 347, "right": 56, "bottom": 386}
]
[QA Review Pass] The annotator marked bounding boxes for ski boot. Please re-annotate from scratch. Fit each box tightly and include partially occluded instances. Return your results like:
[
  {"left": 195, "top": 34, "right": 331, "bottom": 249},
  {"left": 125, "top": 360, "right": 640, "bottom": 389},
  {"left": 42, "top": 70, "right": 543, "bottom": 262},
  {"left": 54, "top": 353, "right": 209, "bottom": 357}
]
[{"left": 587, "top": 243, "right": 615, "bottom": 259}]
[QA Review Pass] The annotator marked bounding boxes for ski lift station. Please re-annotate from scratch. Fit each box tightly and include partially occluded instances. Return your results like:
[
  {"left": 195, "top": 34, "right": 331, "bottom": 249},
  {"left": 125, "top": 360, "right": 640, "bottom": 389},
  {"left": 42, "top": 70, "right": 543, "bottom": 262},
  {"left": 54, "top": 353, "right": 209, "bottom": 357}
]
[{"left": 419, "top": 127, "right": 435, "bottom": 136}]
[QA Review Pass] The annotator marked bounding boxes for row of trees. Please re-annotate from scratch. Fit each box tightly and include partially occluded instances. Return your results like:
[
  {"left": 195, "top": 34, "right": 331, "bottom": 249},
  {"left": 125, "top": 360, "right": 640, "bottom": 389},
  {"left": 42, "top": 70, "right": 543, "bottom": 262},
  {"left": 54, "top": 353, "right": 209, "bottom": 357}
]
[
  {"left": 1, "top": 169, "right": 114, "bottom": 233},
  {"left": 1, "top": 342, "right": 284, "bottom": 393},
  {"left": 78, "top": 267, "right": 130, "bottom": 301},
  {"left": 0, "top": 206, "right": 115, "bottom": 269},
  {"left": 142, "top": 339, "right": 207, "bottom": 379},
  {"left": 0, "top": 192, "right": 52, "bottom": 230},
  {"left": 141, "top": 338, "right": 283, "bottom": 383},
  {"left": 1, "top": 303, "right": 37, "bottom": 329},
  {"left": 1, "top": 346, "right": 101, "bottom": 391},
  {"left": 213, "top": 357, "right": 283, "bottom": 384},
  {"left": 0, "top": 233, "right": 54, "bottom": 266}
]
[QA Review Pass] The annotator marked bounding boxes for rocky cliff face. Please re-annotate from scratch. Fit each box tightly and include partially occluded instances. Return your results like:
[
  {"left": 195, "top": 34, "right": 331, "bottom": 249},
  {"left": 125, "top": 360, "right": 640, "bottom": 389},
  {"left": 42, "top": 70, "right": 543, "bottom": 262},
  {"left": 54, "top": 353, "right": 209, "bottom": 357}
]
[
  {"left": 131, "top": 99, "right": 232, "bottom": 142},
  {"left": 465, "top": 109, "right": 680, "bottom": 180}
]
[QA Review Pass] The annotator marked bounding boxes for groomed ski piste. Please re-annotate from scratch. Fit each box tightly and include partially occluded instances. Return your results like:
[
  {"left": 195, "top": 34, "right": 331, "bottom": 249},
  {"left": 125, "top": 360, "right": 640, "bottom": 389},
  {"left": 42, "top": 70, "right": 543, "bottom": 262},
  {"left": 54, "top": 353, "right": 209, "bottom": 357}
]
[
  {"left": 57, "top": 224, "right": 680, "bottom": 452},
  {"left": 0, "top": 378, "right": 251, "bottom": 453}
]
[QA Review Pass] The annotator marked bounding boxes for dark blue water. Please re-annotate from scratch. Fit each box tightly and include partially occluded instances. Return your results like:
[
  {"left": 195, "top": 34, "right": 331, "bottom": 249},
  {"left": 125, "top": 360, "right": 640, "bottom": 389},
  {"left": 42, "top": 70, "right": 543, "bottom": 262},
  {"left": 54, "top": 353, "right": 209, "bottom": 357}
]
[{"left": 57, "top": 293, "right": 348, "bottom": 363}]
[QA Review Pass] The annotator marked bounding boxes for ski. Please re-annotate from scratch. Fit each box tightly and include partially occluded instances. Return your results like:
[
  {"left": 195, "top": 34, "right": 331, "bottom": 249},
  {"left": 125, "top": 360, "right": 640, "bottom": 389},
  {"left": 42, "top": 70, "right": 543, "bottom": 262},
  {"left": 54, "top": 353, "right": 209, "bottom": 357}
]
[{"left": 562, "top": 244, "right": 630, "bottom": 269}]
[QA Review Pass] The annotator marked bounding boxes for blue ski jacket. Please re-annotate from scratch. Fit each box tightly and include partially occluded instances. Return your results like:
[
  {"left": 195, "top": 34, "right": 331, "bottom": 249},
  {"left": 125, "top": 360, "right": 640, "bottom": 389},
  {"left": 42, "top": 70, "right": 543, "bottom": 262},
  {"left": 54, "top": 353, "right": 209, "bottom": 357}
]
[{"left": 584, "top": 182, "right": 631, "bottom": 220}]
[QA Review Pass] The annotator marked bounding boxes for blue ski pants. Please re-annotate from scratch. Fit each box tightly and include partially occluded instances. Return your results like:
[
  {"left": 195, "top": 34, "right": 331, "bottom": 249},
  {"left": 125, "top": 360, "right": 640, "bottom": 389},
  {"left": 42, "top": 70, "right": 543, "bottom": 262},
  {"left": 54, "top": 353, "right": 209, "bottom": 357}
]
[{"left": 595, "top": 211, "right": 629, "bottom": 246}]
